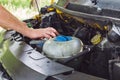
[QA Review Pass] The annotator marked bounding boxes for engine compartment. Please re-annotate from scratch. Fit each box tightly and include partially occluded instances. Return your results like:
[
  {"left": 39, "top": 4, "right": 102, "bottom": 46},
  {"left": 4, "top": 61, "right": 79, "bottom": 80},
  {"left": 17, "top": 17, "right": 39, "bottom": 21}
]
[
  {"left": 17, "top": 5, "right": 120, "bottom": 79},
  {"left": 1, "top": 0, "right": 120, "bottom": 80}
]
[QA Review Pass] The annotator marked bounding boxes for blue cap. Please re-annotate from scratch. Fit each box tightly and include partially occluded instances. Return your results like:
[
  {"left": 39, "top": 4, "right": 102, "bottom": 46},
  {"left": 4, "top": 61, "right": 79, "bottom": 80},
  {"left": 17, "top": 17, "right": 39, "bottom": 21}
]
[{"left": 54, "top": 35, "right": 72, "bottom": 42}]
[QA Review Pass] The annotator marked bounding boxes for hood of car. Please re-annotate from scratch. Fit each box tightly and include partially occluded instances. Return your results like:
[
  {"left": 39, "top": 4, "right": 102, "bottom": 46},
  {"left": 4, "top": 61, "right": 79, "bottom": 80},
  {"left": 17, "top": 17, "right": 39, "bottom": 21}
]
[
  {"left": 52, "top": 0, "right": 120, "bottom": 25},
  {"left": 56, "top": 0, "right": 120, "bottom": 10}
]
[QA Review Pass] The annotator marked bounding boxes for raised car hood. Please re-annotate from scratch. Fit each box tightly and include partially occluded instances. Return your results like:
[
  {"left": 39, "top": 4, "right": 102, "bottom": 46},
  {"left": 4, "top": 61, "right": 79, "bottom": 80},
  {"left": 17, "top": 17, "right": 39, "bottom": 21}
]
[
  {"left": 53, "top": 0, "right": 120, "bottom": 25},
  {"left": 97, "top": 0, "right": 120, "bottom": 10}
]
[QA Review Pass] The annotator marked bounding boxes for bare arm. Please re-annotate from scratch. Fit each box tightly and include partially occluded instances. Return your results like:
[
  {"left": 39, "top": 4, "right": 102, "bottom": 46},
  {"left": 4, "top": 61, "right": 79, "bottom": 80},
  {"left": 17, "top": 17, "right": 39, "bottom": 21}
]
[{"left": 0, "top": 5, "right": 58, "bottom": 39}]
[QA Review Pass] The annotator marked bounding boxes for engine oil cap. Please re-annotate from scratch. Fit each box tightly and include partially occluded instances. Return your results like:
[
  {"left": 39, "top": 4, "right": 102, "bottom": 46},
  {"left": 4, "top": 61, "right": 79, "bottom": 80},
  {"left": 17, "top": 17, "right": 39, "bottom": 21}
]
[{"left": 91, "top": 34, "right": 102, "bottom": 45}]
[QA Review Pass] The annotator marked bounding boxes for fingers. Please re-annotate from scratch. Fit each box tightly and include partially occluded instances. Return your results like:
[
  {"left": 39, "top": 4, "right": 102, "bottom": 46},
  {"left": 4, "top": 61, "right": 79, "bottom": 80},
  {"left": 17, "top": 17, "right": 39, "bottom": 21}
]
[
  {"left": 50, "top": 32, "right": 56, "bottom": 37},
  {"left": 45, "top": 27, "right": 59, "bottom": 38},
  {"left": 43, "top": 33, "right": 52, "bottom": 39},
  {"left": 28, "top": 27, "right": 59, "bottom": 39},
  {"left": 45, "top": 31, "right": 56, "bottom": 38},
  {"left": 48, "top": 27, "right": 59, "bottom": 35}
]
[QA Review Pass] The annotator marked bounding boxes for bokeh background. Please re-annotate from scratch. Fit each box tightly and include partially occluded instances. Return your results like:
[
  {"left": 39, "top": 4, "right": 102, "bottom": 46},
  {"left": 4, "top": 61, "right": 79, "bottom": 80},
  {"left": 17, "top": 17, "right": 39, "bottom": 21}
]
[{"left": 0, "top": 0, "right": 51, "bottom": 20}]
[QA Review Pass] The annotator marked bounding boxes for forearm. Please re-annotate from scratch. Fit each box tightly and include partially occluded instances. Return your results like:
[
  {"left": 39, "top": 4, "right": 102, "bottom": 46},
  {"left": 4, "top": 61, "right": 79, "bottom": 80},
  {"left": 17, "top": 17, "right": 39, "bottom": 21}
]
[
  {"left": 0, "top": 5, "right": 58, "bottom": 39},
  {"left": 0, "top": 5, "right": 30, "bottom": 35}
]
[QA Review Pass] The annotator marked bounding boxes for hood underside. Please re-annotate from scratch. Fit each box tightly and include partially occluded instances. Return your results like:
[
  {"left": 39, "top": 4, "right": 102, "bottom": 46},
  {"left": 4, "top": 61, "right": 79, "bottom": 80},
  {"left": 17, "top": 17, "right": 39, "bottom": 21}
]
[{"left": 53, "top": 0, "right": 120, "bottom": 25}]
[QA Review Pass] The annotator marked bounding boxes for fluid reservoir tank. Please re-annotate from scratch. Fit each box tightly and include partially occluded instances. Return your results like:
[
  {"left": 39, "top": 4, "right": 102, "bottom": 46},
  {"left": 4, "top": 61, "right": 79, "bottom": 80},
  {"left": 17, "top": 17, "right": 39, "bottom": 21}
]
[{"left": 43, "top": 35, "right": 83, "bottom": 59}]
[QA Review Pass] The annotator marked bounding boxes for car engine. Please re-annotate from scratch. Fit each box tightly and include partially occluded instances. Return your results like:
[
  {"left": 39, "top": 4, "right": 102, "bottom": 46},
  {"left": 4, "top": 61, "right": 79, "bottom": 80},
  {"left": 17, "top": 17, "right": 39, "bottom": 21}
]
[{"left": 0, "top": 0, "right": 120, "bottom": 80}]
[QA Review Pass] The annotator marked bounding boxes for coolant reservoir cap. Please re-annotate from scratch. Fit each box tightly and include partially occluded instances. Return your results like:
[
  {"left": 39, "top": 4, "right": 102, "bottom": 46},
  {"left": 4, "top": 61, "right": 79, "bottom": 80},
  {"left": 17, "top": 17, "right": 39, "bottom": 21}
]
[{"left": 54, "top": 35, "right": 72, "bottom": 42}]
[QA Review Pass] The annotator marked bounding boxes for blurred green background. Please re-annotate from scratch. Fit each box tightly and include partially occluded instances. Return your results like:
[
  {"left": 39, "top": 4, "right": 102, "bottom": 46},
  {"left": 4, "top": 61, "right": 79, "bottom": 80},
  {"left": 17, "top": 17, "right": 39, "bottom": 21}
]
[
  {"left": 0, "top": 0, "right": 51, "bottom": 20},
  {"left": 0, "top": 0, "right": 31, "bottom": 8}
]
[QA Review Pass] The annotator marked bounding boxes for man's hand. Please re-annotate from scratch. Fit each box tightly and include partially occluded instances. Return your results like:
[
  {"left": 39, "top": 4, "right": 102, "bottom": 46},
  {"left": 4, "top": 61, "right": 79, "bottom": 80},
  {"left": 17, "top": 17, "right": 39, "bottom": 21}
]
[
  {"left": 0, "top": 5, "right": 58, "bottom": 39},
  {"left": 25, "top": 27, "right": 59, "bottom": 39}
]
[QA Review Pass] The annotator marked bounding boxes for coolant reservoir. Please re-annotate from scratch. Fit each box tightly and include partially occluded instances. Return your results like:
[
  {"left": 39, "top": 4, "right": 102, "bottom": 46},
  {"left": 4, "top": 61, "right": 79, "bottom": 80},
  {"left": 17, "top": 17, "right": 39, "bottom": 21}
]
[{"left": 43, "top": 35, "right": 83, "bottom": 59}]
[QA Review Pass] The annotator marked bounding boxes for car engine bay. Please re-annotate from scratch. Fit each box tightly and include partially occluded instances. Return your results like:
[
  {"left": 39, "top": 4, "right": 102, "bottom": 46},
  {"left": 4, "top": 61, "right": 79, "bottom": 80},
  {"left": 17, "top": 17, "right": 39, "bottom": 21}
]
[{"left": 1, "top": 0, "right": 120, "bottom": 80}]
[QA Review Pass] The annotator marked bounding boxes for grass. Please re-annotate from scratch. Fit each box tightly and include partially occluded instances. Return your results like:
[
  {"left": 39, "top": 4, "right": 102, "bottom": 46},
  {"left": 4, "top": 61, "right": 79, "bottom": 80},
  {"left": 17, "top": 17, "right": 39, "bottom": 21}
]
[
  {"left": 2, "top": 4, "right": 37, "bottom": 20},
  {"left": 0, "top": 0, "right": 52, "bottom": 31},
  {"left": 0, "top": 0, "right": 31, "bottom": 8},
  {"left": 0, "top": 0, "right": 52, "bottom": 20}
]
